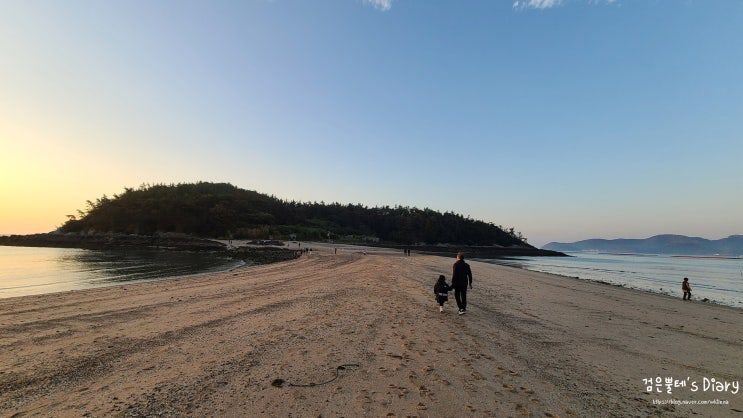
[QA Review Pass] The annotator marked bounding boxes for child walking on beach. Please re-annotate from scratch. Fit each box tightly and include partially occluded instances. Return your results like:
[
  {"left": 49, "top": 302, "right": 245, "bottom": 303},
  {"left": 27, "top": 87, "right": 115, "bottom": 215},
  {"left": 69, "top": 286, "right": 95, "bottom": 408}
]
[{"left": 433, "top": 275, "right": 452, "bottom": 313}]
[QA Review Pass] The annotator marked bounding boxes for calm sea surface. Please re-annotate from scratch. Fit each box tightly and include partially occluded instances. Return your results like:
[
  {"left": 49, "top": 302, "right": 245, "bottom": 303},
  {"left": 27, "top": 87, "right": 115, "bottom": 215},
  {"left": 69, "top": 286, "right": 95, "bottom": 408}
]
[
  {"left": 480, "top": 252, "right": 743, "bottom": 307},
  {"left": 0, "top": 246, "right": 243, "bottom": 299}
]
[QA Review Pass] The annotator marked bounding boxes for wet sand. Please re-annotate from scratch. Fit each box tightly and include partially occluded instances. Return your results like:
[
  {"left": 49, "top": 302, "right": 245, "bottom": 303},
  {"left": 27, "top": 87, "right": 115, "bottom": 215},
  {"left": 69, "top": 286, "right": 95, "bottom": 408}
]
[{"left": 1, "top": 244, "right": 742, "bottom": 417}]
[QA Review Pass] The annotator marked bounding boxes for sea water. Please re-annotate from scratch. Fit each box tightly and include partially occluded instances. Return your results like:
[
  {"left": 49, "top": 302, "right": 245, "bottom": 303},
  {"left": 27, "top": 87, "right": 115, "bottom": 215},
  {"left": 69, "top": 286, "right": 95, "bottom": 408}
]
[
  {"left": 0, "top": 246, "right": 243, "bottom": 299},
  {"left": 479, "top": 252, "right": 743, "bottom": 307}
]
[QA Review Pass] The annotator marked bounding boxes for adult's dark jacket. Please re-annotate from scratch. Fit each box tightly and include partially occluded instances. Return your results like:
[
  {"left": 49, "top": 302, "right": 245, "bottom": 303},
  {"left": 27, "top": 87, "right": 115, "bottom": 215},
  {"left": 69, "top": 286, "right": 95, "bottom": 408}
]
[{"left": 451, "top": 259, "right": 473, "bottom": 290}]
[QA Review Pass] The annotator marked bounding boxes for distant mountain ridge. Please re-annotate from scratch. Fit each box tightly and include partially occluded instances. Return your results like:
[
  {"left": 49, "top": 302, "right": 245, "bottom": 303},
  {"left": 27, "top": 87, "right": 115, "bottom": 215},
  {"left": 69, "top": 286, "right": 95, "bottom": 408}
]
[{"left": 542, "top": 234, "right": 743, "bottom": 256}]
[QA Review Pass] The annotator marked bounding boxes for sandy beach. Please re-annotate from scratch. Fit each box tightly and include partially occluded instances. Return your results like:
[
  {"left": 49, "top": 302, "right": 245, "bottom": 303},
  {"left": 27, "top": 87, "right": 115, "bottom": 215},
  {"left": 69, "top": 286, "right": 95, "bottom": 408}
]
[{"left": 1, "top": 244, "right": 741, "bottom": 417}]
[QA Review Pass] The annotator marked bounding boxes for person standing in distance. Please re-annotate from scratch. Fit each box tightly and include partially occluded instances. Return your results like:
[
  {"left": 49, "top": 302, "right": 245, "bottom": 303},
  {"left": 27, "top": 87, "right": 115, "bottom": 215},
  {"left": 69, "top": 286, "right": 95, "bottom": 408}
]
[
  {"left": 452, "top": 252, "right": 473, "bottom": 315},
  {"left": 682, "top": 277, "right": 692, "bottom": 301}
]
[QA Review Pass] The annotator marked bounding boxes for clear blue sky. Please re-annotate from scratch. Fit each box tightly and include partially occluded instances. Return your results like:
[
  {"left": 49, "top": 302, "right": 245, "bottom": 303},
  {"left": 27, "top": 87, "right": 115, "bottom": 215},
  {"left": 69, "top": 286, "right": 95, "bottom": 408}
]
[{"left": 1, "top": 0, "right": 741, "bottom": 247}]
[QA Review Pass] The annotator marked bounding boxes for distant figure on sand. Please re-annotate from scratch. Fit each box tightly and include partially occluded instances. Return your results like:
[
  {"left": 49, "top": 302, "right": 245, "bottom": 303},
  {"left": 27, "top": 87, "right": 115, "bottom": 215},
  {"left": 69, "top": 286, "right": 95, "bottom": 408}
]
[
  {"left": 433, "top": 275, "right": 451, "bottom": 313},
  {"left": 452, "top": 252, "right": 473, "bottom": 315},
  {"left": 682, "top": 277, "right": 692, "bottom": 300}
]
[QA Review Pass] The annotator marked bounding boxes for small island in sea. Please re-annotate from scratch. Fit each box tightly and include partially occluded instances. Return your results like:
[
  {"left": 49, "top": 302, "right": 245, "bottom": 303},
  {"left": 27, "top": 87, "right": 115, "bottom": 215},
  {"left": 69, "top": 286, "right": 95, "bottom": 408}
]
[{"left": 1, "top": 181, "right": 564, "bottom": 258}]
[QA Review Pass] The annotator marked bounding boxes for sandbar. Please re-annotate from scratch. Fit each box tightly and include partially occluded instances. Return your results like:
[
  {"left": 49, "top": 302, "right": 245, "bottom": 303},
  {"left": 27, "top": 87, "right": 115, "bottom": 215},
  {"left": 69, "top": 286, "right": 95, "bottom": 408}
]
[{"left": 1, "top": 244, "right": 741, "bottom": 417}]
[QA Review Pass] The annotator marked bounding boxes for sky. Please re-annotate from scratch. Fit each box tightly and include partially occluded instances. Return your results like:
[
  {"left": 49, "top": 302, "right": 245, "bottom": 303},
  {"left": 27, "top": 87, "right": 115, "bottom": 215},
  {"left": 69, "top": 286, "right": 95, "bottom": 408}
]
[{"left": 1, "top": 0, "right": 741, "bottom": 248}]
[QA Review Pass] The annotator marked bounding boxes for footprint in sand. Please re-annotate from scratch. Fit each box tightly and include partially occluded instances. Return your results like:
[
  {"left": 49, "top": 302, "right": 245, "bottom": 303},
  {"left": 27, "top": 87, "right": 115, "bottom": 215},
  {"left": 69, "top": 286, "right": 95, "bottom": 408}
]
[{"left": 464, "top": 382, "right": 478, "bottom": 392}]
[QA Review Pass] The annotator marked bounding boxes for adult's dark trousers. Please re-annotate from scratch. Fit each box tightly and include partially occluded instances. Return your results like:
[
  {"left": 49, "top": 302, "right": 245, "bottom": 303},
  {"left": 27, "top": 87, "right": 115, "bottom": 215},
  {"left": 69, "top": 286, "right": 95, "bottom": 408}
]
[{"left": 454, "top": 287, "right": 467, "bottom": 311}]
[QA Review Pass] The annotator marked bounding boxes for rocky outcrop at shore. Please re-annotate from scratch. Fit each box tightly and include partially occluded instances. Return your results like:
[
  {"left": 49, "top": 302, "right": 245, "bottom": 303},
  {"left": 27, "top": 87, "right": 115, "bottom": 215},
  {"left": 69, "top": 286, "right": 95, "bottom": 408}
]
[
  {"left": 391, "top": 244, "right": 566, "bottom": 258},
  {"left": 0, "top": 233, "right": 226, "bottom": 251}
]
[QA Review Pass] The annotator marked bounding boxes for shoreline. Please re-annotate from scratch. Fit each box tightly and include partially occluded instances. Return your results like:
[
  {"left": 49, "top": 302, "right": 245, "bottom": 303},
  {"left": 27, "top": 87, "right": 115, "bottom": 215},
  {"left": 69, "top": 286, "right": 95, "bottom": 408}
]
[
  {"left": 0, "top": 232, "right": 566, "bottom": 257},
  {"left": 1, "top": 245, "right": 741, "bottom": 416},
  {"left": 483, "top": 260, "right": 743, "bottom": 310}
]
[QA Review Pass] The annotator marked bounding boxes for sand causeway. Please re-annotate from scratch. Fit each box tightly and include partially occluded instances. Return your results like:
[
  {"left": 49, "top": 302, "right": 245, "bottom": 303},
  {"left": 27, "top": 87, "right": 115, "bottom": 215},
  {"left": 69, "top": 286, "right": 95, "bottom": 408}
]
[{"left": 1, "top": 244, "right": 741, "bottom": 417}]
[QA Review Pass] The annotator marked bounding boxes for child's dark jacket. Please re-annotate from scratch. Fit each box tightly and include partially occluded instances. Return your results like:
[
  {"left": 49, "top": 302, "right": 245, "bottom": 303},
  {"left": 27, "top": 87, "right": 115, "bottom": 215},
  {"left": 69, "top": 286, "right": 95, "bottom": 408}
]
[{"left": 434, "top": 281, "right": 451, "bottom": 304}]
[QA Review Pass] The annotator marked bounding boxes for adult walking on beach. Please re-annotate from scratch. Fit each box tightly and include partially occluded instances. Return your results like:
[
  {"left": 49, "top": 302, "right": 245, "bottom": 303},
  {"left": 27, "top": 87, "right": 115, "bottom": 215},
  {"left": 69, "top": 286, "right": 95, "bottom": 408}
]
[
  {"left": 682, "top": 277, "right": 692, "bottom": 300},
  {"left": 452, "top": 252, "right": 473, "bottom": 315}
]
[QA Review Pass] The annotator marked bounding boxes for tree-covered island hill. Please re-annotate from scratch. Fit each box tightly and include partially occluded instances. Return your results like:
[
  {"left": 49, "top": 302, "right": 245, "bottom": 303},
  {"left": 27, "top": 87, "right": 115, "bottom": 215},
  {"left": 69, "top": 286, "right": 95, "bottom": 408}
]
[{"left": 1, "top": 182, "right": 564, "bottom": 260}]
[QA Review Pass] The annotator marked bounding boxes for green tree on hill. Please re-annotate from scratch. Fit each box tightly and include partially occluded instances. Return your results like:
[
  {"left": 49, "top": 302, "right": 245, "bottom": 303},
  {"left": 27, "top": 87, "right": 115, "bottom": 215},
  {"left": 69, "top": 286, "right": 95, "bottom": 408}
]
[{"left": 60, "top": 182, "right": 529, "bottom": 247}]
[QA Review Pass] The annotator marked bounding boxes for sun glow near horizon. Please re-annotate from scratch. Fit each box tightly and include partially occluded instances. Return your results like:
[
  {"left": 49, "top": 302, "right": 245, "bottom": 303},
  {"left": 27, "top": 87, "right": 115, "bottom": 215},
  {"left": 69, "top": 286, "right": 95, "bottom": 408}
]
[{"left": 1, "top": 1, "right": 742, "bottom": 245}]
